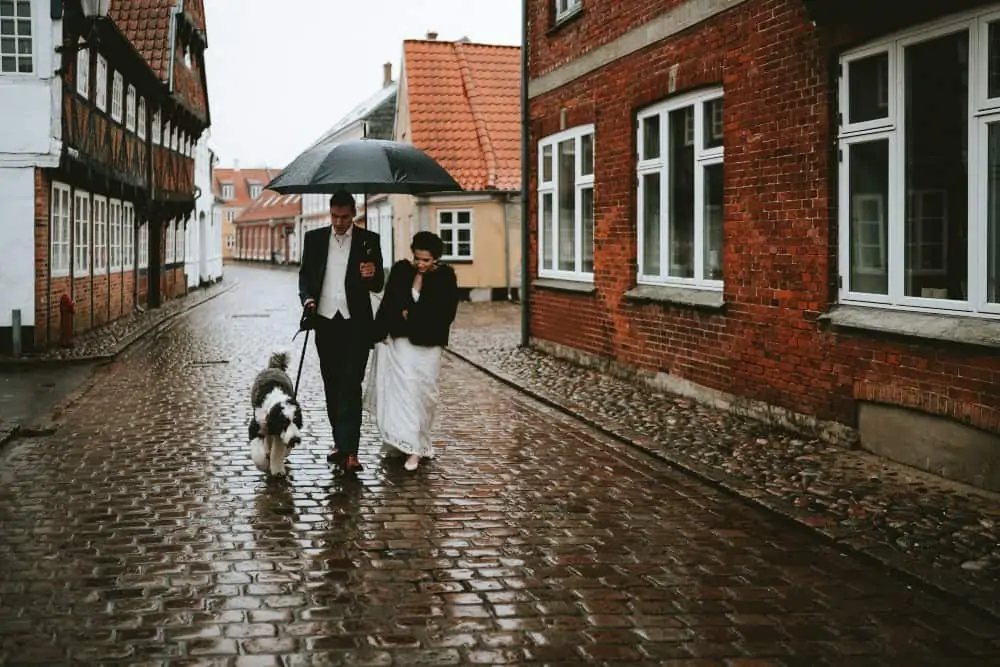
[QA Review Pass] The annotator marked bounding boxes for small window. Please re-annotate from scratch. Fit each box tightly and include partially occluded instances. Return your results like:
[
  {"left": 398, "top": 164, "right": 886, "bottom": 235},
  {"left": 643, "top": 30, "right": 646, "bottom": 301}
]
[
  {"left": 95, "top": 55, "right": 107, "bottom": 110},
  {"left": 437, "top": 209, "right": 473, "bottom": 260},
  {"left": 76, "top": 46, "right": 89, "bottom": 97},
  {"left": 137, "top": 97, "right": 146, "bottom": 139},
  {"left": 152, "top": 109, "right": 161, "bottom": 145},
  {"left": 110, "top": 71, "right": 123, "bottom": 122},
  {"left": 0, "top": 0, "right": 33, "bottom": 74},
  {"left": 221, "top": 183, "right": 235, "bottom": 200},
  {"left": 554, "top": 0, "right": 581, "bottom": 22},
  {"left": 249, "top": 184, "right": 262, "bottom": 199},
  {"left": 125, "top": 84, "right": 136, "bottom": 131}
]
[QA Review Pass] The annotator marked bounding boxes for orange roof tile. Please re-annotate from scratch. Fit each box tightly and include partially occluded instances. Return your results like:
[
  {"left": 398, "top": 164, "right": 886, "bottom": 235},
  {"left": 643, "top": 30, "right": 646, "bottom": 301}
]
[
  {"left": 110, "top": 0, "right": 174, "bottom": 81},
  {"left": 213, "top": 168, "right": 283, "bottom": 208},
  {"left": 403, "top": 40, "right": 521, "bottom": 192},
  {"left": 234, "top": 191, "right": 302, "bottom": 224}
]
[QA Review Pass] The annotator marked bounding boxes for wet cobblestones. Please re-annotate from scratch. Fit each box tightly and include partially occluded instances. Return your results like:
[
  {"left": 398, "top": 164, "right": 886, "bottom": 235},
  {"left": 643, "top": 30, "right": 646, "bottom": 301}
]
[{"left": 0, "top": 265, "right": 998, "bottom": 665}]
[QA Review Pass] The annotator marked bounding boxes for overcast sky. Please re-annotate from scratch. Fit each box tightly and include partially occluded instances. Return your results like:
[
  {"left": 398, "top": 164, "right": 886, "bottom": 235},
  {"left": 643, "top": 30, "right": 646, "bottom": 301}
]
[{"left": 202, "top": 0, "right": 522, "bottom": 169}]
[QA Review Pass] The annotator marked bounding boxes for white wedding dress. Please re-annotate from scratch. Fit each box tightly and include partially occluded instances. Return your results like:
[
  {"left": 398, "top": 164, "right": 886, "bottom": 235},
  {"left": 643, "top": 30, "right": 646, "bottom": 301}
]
[{"left": 364, "top": 289, "right": 442, "bottom": 460}]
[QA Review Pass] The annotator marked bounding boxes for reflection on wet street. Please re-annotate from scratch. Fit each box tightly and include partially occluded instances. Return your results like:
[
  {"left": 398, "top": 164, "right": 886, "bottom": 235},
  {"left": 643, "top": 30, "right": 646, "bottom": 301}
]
[{"left": 1, "top": 265, "right": 998, "bottom": 665}]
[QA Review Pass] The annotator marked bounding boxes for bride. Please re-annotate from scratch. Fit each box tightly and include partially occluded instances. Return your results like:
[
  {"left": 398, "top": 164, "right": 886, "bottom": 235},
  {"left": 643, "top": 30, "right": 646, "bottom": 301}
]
[{"left": 366, "top": 231, "right": 460, "bottom": 471}]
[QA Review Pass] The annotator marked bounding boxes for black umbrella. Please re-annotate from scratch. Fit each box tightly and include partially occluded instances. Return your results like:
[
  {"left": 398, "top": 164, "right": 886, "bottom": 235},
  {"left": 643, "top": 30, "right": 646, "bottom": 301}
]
[{"left": 265, "top": 138, "right": 463, "bottom": 195}]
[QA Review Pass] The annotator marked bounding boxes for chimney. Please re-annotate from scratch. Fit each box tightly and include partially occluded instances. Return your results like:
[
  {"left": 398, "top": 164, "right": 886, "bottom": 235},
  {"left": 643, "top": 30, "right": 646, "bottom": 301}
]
[
  {"left": 426, "top": 31, "right": 438, "bottom": 40},
  {"left": 383, "top": 61, "right": 392, "bottom": 87}
]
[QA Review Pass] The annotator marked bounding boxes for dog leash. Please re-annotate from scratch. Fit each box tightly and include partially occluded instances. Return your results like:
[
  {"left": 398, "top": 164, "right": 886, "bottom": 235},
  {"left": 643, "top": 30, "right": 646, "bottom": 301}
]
[{"left": 291, "top": 328, "right": 310, "bottom": 400}]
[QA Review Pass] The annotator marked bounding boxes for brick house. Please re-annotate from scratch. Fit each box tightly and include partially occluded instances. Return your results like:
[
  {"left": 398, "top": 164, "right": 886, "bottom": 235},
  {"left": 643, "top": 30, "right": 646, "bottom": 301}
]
[
  {"left": 233, "top": 190, "right": 302, "bottom": 263},
  {"left": 0, "top": 0, "right": 210, "bottom": 353},
  {"left": 392, "top": 35, "right": 522, "bottom": 301},
  {"left": 213, "top": 165, "right": 280, "bottom": 261},
  {"left": 526, "top": 0, "right": 1000, "bottom": 490}
]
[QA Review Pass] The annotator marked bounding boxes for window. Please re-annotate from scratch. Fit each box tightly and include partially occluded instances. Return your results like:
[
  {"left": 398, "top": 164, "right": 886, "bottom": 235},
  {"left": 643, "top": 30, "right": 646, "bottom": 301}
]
[
  {"left": 110, "top": 71, "right": 123, "bottom": 122},
  {"left": 537, "top": 125, "right": 595, "bottom": 281},
  {"left": 152, "top": 108, "right": 161, "bottom": 145},
  {"left": 123, "top": 203, "right": 135, "bottom": 269},
  {"left": 637, "top": 88, "right": 724, "bottom": 289},
  {"left": 137, "top": 97, "right": 146, "bottom": 140},
  {"left": 171, "top": 127, "right": 178, "bottom": 152},
  {"left": 177, "top": 219, "right": 185, "bottom": 261},
  {"left": 138, "top": 220, "right": 148, "bottom": 269},
  {"left": 0, "top": 0, "right": 32, "bottom": 74},
  {"left": 838, "top": 8, "right": 1000, "bottom": 317},
  {"left": 437, "top": 209, "right": 473, "bottom": 259},
  {"left": 73, "top": 190, "right": 91, "bottom": 276},
  {"left": 555, "top": 0, "right": 581, "bottom": 22},
  {"left": 163, "top": 120, "right": 171, "bottom": 149},
  {"left": 125, "top": 84, "right": 136, "bottom": 131},
  {"left": 92, "top": 195, "right": 107, "bottom": 274},
  {"left": 226, "top": 233, "right": 235, "bottom": 249},
  {"left": 222, "top": 184, "right": 235, "bottom": 200},
  {"left": 249, "top": 184, "right": 262, "bottom": 199},
  {"left": 95, "top": 55, "right": 107, "bottom": 110},
  {"left": 165, "top": 219, "right": 175, "bottom": 263},
  {"left": 50, "top": 183, "right": 71, "bottom": 276},
  {"left": 75, "top": 46, "right": 88, "bottom": 97},
  {"left": 108, "top": 199, "right": 122, "bottom": 270}
]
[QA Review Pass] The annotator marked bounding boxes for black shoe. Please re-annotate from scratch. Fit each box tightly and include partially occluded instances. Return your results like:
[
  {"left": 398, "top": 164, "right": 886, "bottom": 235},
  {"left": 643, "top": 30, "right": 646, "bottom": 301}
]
[{"left": 326, "top": 449, "right": 345, "bottom": 464}]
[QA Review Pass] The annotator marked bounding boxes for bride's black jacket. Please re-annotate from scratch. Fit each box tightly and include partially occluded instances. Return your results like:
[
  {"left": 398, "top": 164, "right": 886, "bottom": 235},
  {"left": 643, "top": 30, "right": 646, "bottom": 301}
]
[{"left": 374, "top": 260, "right": 460, "bottom": 347}]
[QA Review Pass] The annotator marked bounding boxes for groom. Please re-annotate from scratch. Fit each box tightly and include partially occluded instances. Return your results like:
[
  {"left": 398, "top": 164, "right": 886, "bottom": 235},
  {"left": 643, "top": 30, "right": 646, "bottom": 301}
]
[{"left": 298, "top": 189, "right": 385, "bottom": 472}]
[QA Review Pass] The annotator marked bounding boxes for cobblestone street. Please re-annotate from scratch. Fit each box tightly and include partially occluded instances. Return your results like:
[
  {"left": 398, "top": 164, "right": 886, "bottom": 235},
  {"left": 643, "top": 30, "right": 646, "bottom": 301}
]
[{"left": 1, "top": 265, "right": 999, "bottom": 665}]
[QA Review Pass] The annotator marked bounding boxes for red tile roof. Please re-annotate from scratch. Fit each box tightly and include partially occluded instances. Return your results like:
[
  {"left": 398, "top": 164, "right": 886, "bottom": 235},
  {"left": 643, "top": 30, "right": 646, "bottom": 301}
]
[
  {"left": 110, "top": 0, "right": 174, "bottom": 81},
  {"left": 234, "top": 191, "right": 302, "bottom": 224},
  {"left": 213, "top": 168, "right": 282, "bottom": 208},
  {"left": 402, "top": 40, "right": 521, "bottom": 192}
]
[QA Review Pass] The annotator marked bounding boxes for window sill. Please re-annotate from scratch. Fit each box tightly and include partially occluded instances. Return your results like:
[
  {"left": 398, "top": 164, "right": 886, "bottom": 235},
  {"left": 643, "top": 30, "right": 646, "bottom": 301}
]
[
  {"left": 442, "top": 257, "right": 474, "bottom": 265},
  {"left": 548, "top": 6, "right": 583, "bottom": 35},
  {"left": 534, "top": 277, "right": 596, "bottom": 295},
  {"left": 624, "top": 284, "right": 725, "bottom": 310},
  {"left": 820, "top": 305, "right": 1000, "bottom": 349}
]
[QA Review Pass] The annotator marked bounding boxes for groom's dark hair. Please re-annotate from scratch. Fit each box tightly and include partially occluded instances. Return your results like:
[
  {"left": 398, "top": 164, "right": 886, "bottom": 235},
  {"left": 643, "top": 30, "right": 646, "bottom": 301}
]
[
  {"left": 329, "top": 189, "right": 356, "bottom": 211},
  {"left": 412, "top": 231, "right": 444, "bottom": 260}
]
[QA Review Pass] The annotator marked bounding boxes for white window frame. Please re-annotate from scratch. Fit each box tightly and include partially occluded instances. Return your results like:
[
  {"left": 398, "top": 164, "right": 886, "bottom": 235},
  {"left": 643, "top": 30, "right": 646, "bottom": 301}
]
[
  {"left": 837, "top": 6, "right": 1000, "bottom": 318},
  {"left": 137, "top": 97, "right": 146, "bottom": 140},
  {"left": 138, "top": 219, "right": 148, "bottom": 269},
  {"left": 50, "top": 182, "right": 72, "bottom": 277},
  {"left": 123, "top": 203, "right": 135, "bottom": 270},
  {"left": 92, "top": 195, "right": 108, "bottom": 274},
  {"left": 249, "top": 183, "right": 262, "bottom": 199},
  {"left": 73, "top": 190, "right": 91, "bottom": 277},
  {"left": 76, "top": 46, "right": 88, "bottom": 97},
  {"left": 537, "top": 124, "right": 595, "bottom": 282},
  {"left": 437, "top": 209, "right": 474, "bottom": 260},
  {"left": 152, "top": 108, "right": 161, "bottom": 145},
  {"left": 636, "top": 88, "right": 725, "bottom": 290},
  {"left": 177, "top": 218, "right": 186, "bottom": 261},
  {"left": 165, "top": 219, "right": 175, "bottom": 264},
  {"left": 95, "top": 55, "right": 107, "bottom": 111},
  {"left": 0, "top": 0, "right": 34, "bottom": 75},
  {"left": 110, "top": 70, "right": 123, "bottom": 122},
  {"left": 125, "top": 84, "right": 136, "bottom": 132},
  {"left": 108, "top": 198, "right": 122, "bottom": 271},
  {"left": 555, "top": 0, "right": 581, "bottom": 22},
  {"left": 222, "top": 184, "right": 235, "bottom": 200}
]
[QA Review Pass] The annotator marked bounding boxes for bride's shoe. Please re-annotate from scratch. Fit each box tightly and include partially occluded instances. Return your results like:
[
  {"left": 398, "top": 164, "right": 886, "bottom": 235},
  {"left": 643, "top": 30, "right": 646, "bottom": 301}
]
[{"left": 404, "top": 454, "right": 420, "bottom": 471}]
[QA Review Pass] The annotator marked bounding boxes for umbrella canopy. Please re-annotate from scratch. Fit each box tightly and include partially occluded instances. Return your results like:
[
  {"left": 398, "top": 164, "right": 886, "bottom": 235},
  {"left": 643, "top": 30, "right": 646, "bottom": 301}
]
[{"left": 265, "top": 138, "right": 463, "bottom": 195}]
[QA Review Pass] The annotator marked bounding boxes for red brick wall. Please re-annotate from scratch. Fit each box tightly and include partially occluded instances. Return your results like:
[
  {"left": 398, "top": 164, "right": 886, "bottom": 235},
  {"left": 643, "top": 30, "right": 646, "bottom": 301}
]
[{"left": 527, "top": 0, "right": 1000, "bottom": 436}]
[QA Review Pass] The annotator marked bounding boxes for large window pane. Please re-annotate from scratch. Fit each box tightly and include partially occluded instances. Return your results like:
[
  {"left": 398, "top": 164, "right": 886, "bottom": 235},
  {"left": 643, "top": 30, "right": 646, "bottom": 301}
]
[
  {"left": 581, "top": 134, "right": 594, "bottom": 176},
  {"left": 668, "top": 106, "right": 694, "bottom": 278},
  {"left": 703, "top": 98, "right": 723, "bottom": 150},
  {"left": 904, "top": 30, "right": 968, "bottom": 300},
  {"left": 848, "top": 140, "right": 890, "bottom": 294},
  {"left": 542, "top": 193, "right": 553, "bottom": 271},
  {"left": 989, "top": 123, "right": 1000, "bottom": 304},
  {"left": 581, "top": 187, "right": 594, "bottom": 273},
  {"left": 849, "top": 53, "right": 890, "bottom": 123},
  {"left": 642, "top": 172, "right": 660, "bottom": 275},
  {"left": 542, "top": 145, "right": 552, "bottom": 182},
  {"left": 557, "top": 139, "right": 576, "bottom": 271},
  {"left": 703, "top": 163, "right": 723, "bottom": 281},
  {"left": 642, "top": 115, "right": 660, "bottom": 159}
]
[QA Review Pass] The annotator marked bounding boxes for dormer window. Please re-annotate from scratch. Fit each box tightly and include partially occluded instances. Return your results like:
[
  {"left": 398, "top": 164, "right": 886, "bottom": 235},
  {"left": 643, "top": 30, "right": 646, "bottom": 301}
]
[
  {"left": 249, "top": 184, "right": 262, "bottom": 199},
  {"left": 125, "top": 84, "right": 136, "bottom": 131},
  {"left": 221, "top": 183, "right": 234, "bottom": 200},
  {"left": 0, "top": 0, "right": 33, "bottom": 74},
  {"left": 95, "top": 55, "right": 107, "bottom": 110},
  {"left": 76, "top": 46, "right": 89, "bottom": 97},
  {"left": 137, "top": 97, "right": 146, "bottom": 139},
  {"left": 110, "top": 71, "right": 123, "bottom": 122}
]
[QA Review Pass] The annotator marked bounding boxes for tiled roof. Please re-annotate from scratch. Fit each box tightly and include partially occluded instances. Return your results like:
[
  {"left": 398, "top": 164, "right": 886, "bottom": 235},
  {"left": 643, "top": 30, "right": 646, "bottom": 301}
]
[
  {"left": 234, "top": 191, "right": 302, "bottom": 224},
  {"left": 213, "top": 168, "right": 282, "bottom": 208},
  {"left": 402, "top": 40, "right": 521, "bottom": 192},
  {"left": 110, "top": 0, "right": 175, "bottom": 81}
]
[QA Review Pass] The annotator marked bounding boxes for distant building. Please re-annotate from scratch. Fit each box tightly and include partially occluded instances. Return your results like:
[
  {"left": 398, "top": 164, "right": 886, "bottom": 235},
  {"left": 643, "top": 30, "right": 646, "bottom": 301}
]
[{"left": 213, "top": 165, "right": 281, "bottom": 261}]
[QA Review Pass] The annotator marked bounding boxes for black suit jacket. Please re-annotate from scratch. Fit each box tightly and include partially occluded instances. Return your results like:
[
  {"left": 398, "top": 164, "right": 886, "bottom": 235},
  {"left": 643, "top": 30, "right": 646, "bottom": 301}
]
[
  {"left": 298, "top": 225, "right": 385, "bottom": 339},
  {"left": 375, "top": 260, "right": 459, "bottom": 347}
]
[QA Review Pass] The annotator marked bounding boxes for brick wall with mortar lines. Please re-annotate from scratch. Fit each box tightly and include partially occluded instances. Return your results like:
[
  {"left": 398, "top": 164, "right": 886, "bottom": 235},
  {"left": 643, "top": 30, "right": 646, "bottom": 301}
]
[{"left": 527, "top": 0, "right": 1000, "bottom": 436}]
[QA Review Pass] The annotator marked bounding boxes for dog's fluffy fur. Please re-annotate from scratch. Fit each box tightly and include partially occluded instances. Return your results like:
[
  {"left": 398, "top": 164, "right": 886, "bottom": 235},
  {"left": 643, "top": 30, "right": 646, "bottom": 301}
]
[{"left": 248, "top": 350, "right": 303, "bottom": 477}]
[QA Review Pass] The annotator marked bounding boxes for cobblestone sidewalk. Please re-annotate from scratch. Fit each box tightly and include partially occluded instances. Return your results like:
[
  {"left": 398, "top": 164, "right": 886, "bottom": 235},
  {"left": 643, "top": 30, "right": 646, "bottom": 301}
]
[{"left": 447, "top": 302, "right": 1000, "bottom": 619}]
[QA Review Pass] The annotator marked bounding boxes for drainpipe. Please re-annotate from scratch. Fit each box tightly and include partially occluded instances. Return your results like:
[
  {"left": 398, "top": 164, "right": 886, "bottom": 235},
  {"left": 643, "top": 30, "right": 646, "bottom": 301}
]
[
  {"left": 519, "top": 0, "right": 530, "bottom": 346},
  {"left": 502, "top": 193, "right": 512, "bottom": 300}
]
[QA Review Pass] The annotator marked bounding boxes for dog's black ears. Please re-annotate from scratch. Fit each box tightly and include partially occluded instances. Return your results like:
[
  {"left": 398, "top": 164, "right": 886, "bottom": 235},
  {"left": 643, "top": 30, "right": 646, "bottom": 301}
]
[
  {"left": 293, "top": 406, "right": 302, "bottom": 429},
  {"left": 248, "top": 418, "right": 261, "bottom": 440}
]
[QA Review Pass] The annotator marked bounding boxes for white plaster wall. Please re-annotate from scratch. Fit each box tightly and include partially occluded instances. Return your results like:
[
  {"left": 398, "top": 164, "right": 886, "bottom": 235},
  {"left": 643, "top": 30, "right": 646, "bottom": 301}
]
[
  {"left": 0, "top": 3, "right": 60, "bottom": 167},
  {"left": 0, "top": 167, "right": 36, "bottom": 326},
  {"left": 190, "top": 133, "right": 221, "bottom": 285},
  {"left": 366, "top": 201, "right": 393, "bottom": 269}
]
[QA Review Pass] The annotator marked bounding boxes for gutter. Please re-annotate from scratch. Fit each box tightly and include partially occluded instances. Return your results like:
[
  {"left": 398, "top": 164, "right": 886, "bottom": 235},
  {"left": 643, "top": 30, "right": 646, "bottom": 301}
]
[{"left": 519, "top": 0, "right": 530, "bottom": 346}]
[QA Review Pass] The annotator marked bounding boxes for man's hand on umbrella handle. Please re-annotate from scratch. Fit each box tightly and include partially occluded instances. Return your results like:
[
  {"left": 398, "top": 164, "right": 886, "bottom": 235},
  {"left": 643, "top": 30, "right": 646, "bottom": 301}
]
[{"left": 360, "top": 262, "right": 376, "bottom": 279}]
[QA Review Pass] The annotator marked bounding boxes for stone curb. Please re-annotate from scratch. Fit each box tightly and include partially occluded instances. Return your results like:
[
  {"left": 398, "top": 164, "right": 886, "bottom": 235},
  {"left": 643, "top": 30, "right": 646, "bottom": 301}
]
[
  {"left": 0, "top": 423, "right": 19, "bottom": 449},
  {"left": 445, "top": 346, "right": 1000, "bottom": 622},
  {"left": 0, "top": 279, "right": 239, "bottom": 370}
]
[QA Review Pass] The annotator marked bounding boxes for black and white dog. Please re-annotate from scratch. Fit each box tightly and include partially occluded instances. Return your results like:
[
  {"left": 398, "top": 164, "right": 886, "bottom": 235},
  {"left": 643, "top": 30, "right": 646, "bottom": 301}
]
[{"left": 249, "top": 350, "right": 303, "bottom": 477}]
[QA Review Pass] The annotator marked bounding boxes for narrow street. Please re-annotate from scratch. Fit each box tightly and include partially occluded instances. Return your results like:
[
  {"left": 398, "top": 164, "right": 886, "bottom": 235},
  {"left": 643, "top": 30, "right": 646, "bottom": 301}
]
[{"left": 0, "top": 265, "right": 998, "bottom": 666}]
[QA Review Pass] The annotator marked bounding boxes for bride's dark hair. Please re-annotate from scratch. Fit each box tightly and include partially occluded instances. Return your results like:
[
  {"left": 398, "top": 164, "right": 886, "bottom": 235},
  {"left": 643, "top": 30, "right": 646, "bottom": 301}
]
[{"left": 411, "top": 231, "right": 444, "bottom": 260}]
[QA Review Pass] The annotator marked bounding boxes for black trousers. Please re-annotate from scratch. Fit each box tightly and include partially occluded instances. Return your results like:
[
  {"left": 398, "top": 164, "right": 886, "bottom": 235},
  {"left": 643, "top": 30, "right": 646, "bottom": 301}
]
[{"left": 313, "top": 313, "right": 370, "bottom": 456}]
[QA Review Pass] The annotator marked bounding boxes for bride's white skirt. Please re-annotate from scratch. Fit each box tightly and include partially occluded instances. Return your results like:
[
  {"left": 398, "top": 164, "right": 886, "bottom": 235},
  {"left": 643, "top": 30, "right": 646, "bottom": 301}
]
[{"left": 364, "top": 338, "right": 442, "bottom": 459}]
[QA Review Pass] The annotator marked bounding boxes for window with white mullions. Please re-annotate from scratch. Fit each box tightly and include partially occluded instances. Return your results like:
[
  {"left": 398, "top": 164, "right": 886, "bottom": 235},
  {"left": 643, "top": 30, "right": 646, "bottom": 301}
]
[
  {"left": 50, "top": 183, "right": 72, "bottom": 277},
  {"left": 437, "top": 209, "right": 473, "bottom": 260},
  {"left": 637, "top": 89, "right": 724, "bottom": 288},
  {"left": 110, "top": 71, "right": 123, "bottom": 122},
  {"left": 0, "top": 0, "right": 33, "bottom": 74},
  {"left": 123, "top": 203, "right": 135, "bottom": 270},
  {"left": 838, "top": 7, "right": 1000, "bottom": 316},
  {"left": 109, "top": 199, "right": 122, "bottom": 271},
  {"left": 555, "top": 0, "right": 581, "bottom": 22},
  {"left": 93, "top": 196, "right": 108, "bottom": 273},
  {"left": 95, "top": 56, "right": 107, "bottom": 110},
  {"left": 538, "top": 126, "right": 594, "bottom": 281},
  {"left": 73, "top": 190, "right": 91, "bottom": 277}
]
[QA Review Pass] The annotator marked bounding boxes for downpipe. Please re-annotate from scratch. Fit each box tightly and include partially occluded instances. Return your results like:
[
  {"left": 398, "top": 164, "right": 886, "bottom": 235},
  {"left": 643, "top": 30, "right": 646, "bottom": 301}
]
[{"left": 519, "top": 0, "right": 530, "bottom": 347}]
